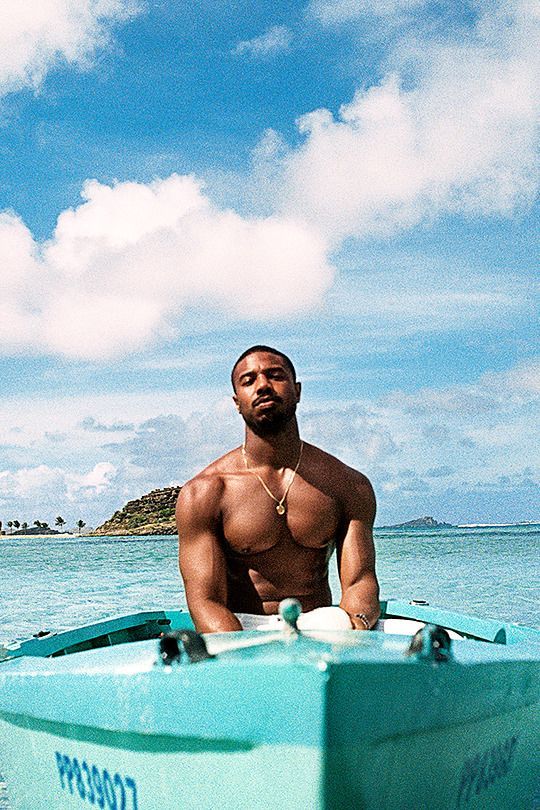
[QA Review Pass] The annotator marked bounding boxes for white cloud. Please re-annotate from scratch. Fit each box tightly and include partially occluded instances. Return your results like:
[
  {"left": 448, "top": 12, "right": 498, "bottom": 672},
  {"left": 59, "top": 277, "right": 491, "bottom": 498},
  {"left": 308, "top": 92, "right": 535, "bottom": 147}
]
[
  {"left": 325, "top": 263, "right": 532, "bottom": 336},
  {"left": 395, "top": 359, "right": 540, "bottom": 416},
  {"left": 0, "top": 1, "right": 537, "bottom": 363},
  {"left": 80, "top": 416, "right": 134, "bottom": 432},
  {"left": 0, "top": 461, "right": 117, "bottom": 501},
  {"left": 0, "top": 360, "right": 537, "bottom": 524},
  {"left": 281, "top": 0, "right": 540, "bottom": 241},
  {"left": 308, "top": 0, "right": 427, "bottom": 25},
  {"left": 0, "top": 0, "right": 141, "bottom": 97},
  {"left": 0, "top": 174, "right": 334, "bottom": 359},
  {"left": 0, "top": 213, "right": 44, "bottom": 351},
  {"left": 0, "top": 459, "right": 122, "bottom": 528},
  {"left": 0, "top": 464, "right": 65, "bottom": 498},
  {"left": 0, "top": 389, "right": 217, "bottom": 451},
  {"left": 484, "top": 362, "right": 540, "bottom": 396},
  {"left": 233, "top": 25, "right": 292, "bottom": 57},
  {"left": 68, "top": 461, "right": 118, "bottom": 497}
]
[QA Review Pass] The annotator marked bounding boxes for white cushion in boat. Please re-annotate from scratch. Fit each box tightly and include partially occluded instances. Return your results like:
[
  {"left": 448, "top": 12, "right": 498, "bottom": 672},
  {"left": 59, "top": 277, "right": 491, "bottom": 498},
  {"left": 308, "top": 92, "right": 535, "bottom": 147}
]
[
  {"left": 297, "top": 606, "right": 353, "bottom": 631},
  {"left": 376, "top": 618, "right": 463, "bottom": 640},
  {"left": 238, "top": 611, "right": 463, "bottom": 638}
]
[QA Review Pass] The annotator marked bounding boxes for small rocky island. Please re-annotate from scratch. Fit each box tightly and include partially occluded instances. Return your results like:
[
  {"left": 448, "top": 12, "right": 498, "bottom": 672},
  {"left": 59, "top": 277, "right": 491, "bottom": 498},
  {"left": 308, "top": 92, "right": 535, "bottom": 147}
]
[
  {"left": 12, "top": 526, "right": 64, "bottom": 536},
  {"left": 380, "top": 516, "right": 456, "bottom": 529},
  {"left": 92, "top": 486, "right": 181, "bottom": 536}
]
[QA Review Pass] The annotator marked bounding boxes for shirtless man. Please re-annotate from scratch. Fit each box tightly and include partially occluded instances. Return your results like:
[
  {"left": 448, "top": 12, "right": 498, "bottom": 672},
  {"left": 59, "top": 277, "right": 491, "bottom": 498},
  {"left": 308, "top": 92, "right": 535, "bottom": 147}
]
[{"left": 176, "top": 345, "right": 380, "bottom": 633}]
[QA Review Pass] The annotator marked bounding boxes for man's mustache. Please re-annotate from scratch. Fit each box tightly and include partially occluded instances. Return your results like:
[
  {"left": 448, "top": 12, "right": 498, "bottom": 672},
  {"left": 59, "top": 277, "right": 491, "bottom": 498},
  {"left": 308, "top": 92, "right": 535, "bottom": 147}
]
[{"left": 253, "top": 394, "right": 282, "bottom": 407}]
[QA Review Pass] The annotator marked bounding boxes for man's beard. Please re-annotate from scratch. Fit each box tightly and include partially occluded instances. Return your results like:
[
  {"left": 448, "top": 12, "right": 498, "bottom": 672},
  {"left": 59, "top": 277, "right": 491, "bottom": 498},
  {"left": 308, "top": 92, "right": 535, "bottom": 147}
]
[{"left": 241, "top": 401, "right": 297, "bottom": 437}]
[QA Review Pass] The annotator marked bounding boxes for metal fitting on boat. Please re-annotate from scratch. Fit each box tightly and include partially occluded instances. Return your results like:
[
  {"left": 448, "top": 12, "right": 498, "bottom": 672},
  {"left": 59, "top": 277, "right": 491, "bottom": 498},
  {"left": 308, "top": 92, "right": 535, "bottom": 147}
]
[
  {"left": 32, "top": 629, "right": 53, "bottom": 638},
  {"left": 158, "top": 631, "right": 215, "bottom": 666},
  {"left": 406, "top": 623, "right": 453, "bottom": 663},
  {"left": 279, "top": 598, "right": 302, "bottom": 634}
]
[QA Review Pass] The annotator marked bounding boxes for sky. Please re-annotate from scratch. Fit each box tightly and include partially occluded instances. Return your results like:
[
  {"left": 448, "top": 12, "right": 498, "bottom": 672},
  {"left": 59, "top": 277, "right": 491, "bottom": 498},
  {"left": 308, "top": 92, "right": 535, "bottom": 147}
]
[{"left": 0, "top": 0, "right": 538, "bottom": 529}]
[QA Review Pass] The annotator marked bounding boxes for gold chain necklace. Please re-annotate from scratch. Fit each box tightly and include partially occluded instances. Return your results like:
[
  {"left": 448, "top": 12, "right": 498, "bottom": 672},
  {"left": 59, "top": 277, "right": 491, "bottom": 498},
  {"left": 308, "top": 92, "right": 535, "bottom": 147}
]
[{"left": 241, "top": 441, "right": 304, "bottom": 516}]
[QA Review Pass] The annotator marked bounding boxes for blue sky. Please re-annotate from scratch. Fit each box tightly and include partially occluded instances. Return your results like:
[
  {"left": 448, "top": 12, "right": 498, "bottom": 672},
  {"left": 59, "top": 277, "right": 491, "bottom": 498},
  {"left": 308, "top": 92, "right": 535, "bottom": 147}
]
[{"left": 0, "top": 0, "right": 538, "bottom": 529}]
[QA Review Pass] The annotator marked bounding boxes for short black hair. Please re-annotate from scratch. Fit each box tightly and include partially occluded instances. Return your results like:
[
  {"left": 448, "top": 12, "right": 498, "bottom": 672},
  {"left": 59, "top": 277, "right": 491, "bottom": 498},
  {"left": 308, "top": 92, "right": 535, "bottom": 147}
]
[{"left": 231, "top": 345, "right": 297, "bottom": 390}]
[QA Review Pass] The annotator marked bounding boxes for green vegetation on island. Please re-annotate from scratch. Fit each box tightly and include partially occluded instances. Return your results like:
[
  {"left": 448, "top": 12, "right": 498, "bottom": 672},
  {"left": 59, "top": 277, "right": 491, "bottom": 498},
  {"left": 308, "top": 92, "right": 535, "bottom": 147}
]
[
  {"left": 1, "top": 521, "right": 61, "bottom": 536},
  {"left": 0, "top": 516, "right": 88, "bottom": 536},
  {"left": 92, "top": 486, "right": 181, "bottom": 536}
]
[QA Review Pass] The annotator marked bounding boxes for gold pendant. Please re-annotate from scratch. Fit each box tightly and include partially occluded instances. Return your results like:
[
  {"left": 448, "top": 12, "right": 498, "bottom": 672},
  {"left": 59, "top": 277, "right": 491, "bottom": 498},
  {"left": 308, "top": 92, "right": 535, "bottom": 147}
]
[{"left": 276, "top": 503, "right": 286, "bottom": 515}]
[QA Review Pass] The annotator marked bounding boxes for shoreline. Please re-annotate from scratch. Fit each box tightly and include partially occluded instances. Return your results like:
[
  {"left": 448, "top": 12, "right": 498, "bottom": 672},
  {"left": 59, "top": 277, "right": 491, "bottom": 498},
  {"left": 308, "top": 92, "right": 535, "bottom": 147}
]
[
  {"left": 1, "top": 533, "right": 75, "bottom": 539},
  {"left": 2, "top": 523, "right": 537, "bottom": 541},
  {"left": 457, "top": 522, "right": 540, "bottom": 528}
]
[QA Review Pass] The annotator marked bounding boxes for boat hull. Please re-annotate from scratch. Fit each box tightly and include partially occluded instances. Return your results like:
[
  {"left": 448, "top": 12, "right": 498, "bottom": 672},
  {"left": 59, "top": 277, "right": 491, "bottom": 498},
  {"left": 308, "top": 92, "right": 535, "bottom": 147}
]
[
  {"left": 1, "top": 710, "right": 536, "bottom": 809},
  {"left": 0, "top": 603, "right": 538, "bottom": 809},
  {"left": 325, "top": 663, "right": 539, "bottom": 809},
  {"left": 0, "top": 716, "right": 323, "bottom": 810}
]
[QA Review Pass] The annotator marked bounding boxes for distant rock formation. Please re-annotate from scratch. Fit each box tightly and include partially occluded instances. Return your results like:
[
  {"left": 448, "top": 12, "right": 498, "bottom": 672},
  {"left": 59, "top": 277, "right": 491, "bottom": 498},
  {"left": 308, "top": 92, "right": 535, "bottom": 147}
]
[
  {"left": 380, "top": 516, "right": 455, "bottom": 529},
  {"left": 92, "top": 486, "right": 181, "bottom": 536}
]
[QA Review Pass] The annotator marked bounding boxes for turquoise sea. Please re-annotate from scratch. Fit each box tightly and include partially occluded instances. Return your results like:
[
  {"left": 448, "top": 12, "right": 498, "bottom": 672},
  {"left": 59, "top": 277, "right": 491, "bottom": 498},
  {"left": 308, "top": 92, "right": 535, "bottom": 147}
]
[{"left": 1, "top": 524, "right": 539, "bottom": 808}]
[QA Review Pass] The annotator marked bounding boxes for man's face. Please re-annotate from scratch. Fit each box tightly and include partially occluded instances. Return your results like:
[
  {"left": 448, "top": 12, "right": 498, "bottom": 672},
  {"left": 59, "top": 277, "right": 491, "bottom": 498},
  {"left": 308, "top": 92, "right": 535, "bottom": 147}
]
[{"left": 232, "top": 351, "right": 301, "bottom": 436}]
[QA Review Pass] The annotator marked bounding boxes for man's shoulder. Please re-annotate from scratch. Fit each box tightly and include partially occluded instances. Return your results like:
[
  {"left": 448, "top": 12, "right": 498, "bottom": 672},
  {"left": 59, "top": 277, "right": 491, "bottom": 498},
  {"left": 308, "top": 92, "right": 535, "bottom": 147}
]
[
  {"left": 177, "top": 449, "right": 241, "bottom": 505},
  {"left": 306, "top": 442, "right": 375, "bottom": 517},
  {"left": 307, "top": 443, "right": 372, "bottom": 487}
]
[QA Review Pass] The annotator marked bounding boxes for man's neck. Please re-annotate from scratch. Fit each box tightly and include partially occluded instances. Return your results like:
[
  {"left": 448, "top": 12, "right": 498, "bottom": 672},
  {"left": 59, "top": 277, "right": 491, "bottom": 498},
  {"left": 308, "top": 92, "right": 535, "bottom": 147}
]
[{"left": 243, "top": 420, "right": 301, "bottom": 468}]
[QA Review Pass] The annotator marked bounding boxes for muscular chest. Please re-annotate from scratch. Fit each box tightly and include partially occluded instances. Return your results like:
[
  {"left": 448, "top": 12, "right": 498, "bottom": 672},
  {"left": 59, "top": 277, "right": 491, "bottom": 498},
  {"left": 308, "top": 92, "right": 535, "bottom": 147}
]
[{"left": 221, "top": 474, "right": 341, "bottom": 555}]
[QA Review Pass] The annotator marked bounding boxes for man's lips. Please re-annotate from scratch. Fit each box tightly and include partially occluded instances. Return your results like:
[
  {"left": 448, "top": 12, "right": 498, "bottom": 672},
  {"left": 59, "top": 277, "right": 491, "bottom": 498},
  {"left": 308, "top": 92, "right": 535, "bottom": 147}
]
[{"left": 253, "top": 396, "right": 281, "bottom": 408}]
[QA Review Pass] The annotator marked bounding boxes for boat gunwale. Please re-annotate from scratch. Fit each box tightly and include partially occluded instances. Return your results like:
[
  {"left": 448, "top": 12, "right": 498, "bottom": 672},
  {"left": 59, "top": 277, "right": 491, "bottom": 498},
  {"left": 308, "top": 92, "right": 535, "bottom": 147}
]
[{"left": 1, "top": 600, "right": 539, "bottom": 665}]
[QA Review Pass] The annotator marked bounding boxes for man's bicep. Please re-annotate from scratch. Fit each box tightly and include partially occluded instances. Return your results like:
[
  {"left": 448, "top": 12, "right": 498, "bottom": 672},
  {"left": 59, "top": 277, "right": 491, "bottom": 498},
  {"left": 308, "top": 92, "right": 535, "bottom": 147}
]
[
  {"left": 338, "top": 520, "right": 376, "bottom": 588},
  {"left": 179, "top": 529, "right": 228, "bottom": 604},
  {"left": 338, "top": 476, "right": 377, "bottom": 587},
  {"left": 176, "top": 481, "right": 228, "bottom": 604}
]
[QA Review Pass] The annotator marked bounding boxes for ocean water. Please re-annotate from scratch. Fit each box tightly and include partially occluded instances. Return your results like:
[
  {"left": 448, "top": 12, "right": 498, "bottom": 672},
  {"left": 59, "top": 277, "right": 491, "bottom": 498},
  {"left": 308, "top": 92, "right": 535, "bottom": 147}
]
[{"left": 0, "top": 525, "right": 539, "bottom": 807}]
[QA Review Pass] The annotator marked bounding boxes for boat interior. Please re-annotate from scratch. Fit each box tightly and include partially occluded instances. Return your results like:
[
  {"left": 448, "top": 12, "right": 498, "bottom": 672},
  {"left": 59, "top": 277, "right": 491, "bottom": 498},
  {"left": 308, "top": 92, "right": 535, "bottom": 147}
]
[{"left": 1, "top": 598, "right": 530, "bottom": 664}]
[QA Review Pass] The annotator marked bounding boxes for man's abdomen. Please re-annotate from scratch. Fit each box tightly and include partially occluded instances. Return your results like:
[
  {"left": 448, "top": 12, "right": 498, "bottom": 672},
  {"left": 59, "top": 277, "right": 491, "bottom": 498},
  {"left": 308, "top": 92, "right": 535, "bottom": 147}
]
[{"left": 226, "top": 541, "right": 333, "bottom": 614}]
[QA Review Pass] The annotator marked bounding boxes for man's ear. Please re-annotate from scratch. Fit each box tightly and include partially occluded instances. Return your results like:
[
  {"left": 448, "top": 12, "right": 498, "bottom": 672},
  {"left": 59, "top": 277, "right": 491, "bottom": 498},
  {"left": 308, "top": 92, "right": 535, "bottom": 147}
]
[
  {"left": 295, "top": 381, "right": 302, "bottom": 402},
  {"left": 232, "top": 394, "right": 240, "bottom": 412}
]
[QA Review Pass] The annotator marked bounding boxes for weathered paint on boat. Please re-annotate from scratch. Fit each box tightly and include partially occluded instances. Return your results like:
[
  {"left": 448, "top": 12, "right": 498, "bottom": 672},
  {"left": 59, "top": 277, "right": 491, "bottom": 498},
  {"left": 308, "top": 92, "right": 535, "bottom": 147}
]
[{"left": 0, "top": 600, "right": 538, "bottom": 809}]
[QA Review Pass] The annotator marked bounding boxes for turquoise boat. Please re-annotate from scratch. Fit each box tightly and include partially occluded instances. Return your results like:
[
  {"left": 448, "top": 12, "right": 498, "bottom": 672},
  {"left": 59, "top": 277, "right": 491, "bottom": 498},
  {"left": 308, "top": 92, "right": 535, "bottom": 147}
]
[{"left": 0, "top": 599, "right": 538, "bottom": 809}]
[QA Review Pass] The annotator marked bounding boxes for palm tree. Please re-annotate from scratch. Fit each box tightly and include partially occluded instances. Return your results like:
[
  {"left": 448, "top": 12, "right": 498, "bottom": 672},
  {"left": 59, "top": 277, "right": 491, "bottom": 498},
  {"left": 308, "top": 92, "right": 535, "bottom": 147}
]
[
  {"left": 55, "top": 516, "right": 66, "bottom": 532},
  {"left": 13, "top": 520, "right": 20, "bottom": 532},
  {"left": 21, "top": 522, "right": 28, "bottom": 531},
  {"left": 76, "top": 519, "right": 86, "bottom": 535},
  {"left": 7, "top": 521, "right": 13, "bottom": 534},
  {"left": 34, "top": 520, "right": 42, "bottom": 528}
]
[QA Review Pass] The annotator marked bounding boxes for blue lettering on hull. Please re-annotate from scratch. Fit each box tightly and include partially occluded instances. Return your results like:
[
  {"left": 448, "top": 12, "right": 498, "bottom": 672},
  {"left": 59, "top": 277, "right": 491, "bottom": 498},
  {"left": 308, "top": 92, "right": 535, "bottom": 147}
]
[
  {"left": 456, "top": 734, "right": 518, "bottom": 807},
  {"left": 55, "top": 752, "right": 138, "bottom": 809}
]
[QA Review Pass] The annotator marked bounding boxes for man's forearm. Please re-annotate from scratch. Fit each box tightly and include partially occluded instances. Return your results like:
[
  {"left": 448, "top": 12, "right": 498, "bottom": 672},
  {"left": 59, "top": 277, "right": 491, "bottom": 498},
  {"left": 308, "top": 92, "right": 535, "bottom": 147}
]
[
  {"left": 189, "top": 599, "right": 243, "bottom": 634},
  {"left": 340, "top": 574, "right": 380, "bottom": 630}
]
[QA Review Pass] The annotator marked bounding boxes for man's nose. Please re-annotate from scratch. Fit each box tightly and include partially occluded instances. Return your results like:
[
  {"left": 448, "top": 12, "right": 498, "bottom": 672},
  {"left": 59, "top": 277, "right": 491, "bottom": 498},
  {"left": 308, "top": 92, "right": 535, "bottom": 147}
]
[{"left": 255, "top": 374, "right": 272, "bottom": 392}]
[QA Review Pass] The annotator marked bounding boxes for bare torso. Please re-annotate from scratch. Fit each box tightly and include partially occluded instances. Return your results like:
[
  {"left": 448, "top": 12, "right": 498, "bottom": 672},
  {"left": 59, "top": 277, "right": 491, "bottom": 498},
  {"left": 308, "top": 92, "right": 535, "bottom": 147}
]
[{"left": 196, "top": 443, "right": 356, "bottom": 614}]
